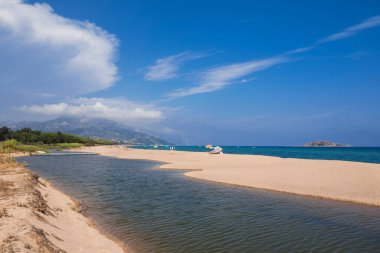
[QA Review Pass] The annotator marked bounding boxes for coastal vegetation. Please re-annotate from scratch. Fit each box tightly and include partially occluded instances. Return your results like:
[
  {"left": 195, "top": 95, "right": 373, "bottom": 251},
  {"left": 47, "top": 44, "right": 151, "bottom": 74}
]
[{"left": 0, "top": 127, "right": 116, "bottom": 153}]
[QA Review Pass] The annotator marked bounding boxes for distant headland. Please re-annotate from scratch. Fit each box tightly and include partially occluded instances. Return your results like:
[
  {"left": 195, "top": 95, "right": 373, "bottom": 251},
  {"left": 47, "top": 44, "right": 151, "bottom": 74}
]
[{"left": 304, "top": 141, "right": 351, "bottom": 147}]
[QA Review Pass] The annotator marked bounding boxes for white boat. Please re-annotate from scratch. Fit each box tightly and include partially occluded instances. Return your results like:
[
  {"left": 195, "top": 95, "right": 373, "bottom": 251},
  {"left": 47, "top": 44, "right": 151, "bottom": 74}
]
[{"left": 209, "top": 146, "right": 223, "bottom": 154}]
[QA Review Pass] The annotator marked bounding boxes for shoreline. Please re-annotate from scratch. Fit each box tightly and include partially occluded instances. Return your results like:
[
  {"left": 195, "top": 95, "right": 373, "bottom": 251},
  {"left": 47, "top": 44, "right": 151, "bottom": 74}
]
[
  {"left": 78, "top": 145, "right": 380, "bottom": 207},
  {"left": 36, "top": 175, "right": 131, "bottom": 253},
  {"left": 0, "top": 154, "right": 126, "bottom": 253}
]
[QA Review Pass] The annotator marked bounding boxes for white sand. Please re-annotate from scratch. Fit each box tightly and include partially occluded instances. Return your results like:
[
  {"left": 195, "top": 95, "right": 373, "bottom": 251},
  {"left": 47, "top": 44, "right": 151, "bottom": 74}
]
[
  {"left": 79, "top": 146, "right": 380, "bottom": 206},
  {"left": 0, "top": 156, "right": 126, "bottom": 253}
]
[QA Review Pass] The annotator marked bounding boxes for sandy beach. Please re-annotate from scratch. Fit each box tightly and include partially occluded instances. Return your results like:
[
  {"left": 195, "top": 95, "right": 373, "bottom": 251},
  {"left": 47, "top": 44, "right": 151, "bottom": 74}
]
[
  {"left": 78, "top": 145, "right": 380, "bottom": 206},
  {"left": 0, "top": 155, "right": 125, "bottom": 253}
]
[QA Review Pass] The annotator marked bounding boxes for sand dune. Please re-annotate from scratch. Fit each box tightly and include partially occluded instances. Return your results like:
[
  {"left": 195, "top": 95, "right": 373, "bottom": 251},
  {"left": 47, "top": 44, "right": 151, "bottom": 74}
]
[{"left": 79, "top": 146, "right": 380, "bottom": 207}]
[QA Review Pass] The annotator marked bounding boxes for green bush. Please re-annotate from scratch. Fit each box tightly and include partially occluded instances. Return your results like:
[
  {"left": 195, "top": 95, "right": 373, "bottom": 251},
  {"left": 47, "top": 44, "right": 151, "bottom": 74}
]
[
  {"left": 0, "top": 127, "right": 116, "bottom": 146},
  {"left": 0, "top": 127, "right": 116, "bottom": 154},
  {"left": 0, "top": 139, "right": 48, "bottom": 153},
  {"left": 52, "top": 143, "right": 83, "bottom": 149}
]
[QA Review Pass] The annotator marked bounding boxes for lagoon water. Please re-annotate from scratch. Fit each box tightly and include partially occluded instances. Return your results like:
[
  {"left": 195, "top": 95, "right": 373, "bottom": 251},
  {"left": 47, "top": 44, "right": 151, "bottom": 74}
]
[{"left": 18, "top": 154, "right": 380, "bottom": 253}]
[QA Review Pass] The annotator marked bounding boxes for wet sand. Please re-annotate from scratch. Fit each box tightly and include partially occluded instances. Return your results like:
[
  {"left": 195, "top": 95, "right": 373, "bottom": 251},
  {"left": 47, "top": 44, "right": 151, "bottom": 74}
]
[{"left": 79, "top": 146, "right": 380, "bottom": 206}]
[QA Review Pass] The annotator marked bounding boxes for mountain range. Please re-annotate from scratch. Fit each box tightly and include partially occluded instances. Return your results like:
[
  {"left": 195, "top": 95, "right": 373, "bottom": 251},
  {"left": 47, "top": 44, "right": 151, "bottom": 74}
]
[{"left": 1, "top": 117, "right": 171, "bottom": 145}]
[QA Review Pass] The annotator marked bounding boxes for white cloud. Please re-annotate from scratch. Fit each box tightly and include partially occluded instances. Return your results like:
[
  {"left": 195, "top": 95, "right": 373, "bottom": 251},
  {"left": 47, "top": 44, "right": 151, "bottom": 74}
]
[
  {"left": 0, "top": 0, "right": 118, "bottom": 97},
  {"left": 318, "top": 15, "right": 380, "bottom": 43},
  {"left": 144, "top": 52, "right": 206, "bottom": 81},
  {"left": 167, "top": 56, "right": 287, "bottom": 98},
  {"left": 18, "top": 97, "right": 164, "bottom": 125}
]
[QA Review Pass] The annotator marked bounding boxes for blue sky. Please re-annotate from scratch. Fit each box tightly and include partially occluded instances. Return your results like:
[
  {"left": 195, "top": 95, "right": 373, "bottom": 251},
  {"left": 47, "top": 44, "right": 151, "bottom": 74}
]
[{"left": 1, "top": 0, "right": 380, "bottom": 145}]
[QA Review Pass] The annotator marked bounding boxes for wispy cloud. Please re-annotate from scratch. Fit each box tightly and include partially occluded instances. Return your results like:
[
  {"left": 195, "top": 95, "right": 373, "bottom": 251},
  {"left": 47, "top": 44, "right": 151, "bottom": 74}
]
[
  {"left": 18, "top": 97, "right": 164, "bottom": 125},
  {"left": 318, "top": 15, "right": 380, "bottom": 43},
  {"left": 165, "top": 15, "right": 380, "bottom": 99},
  {"left": 167, "top": 56, "right": 287, "bottom": 98},
  {"left": 285, "top": 46, "right": 315, "bottom": 55},
  {"left": 144, "top": 52, "right": 207, "bottom": 81},
  {"left": 240, "top": 77, "right": 257, "bottom": 83}
]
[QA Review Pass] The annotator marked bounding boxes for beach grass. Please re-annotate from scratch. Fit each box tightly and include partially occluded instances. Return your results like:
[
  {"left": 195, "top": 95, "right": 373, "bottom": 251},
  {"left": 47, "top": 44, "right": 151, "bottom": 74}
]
[
  {"left": 0, "top": 139, "right": 48, "bottom": 153},
  {"left": 51, "top": 142, "right": 84, "bottom": 149},
  {"left": 0, "top": 139, "right": 87, "bottom": 154}
]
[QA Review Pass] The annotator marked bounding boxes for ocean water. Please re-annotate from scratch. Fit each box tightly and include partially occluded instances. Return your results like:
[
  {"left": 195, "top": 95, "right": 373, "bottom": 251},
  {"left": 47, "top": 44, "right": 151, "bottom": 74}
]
[
  {"left": 133, "top": 146, "right": 380, "bottom": 164},
  {"left": 18, "top": 154, "right": 380, "bottom": 253}
]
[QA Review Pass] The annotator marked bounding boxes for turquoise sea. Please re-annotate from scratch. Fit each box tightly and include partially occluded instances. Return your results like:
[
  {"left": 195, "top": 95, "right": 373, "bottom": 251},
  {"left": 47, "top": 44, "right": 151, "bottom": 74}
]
[{"left": 133, "top": 146, "right": 380, "bottom": 164}]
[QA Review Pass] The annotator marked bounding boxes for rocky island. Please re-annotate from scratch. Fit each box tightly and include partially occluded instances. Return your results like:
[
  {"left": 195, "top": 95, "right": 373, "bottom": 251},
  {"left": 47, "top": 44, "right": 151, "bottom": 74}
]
[{"left": 304, "top": 141, "right": 351, "bottom": 147}]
